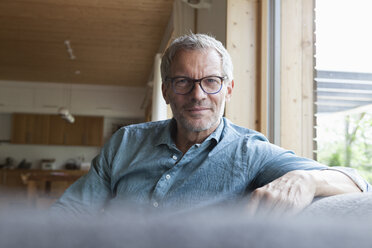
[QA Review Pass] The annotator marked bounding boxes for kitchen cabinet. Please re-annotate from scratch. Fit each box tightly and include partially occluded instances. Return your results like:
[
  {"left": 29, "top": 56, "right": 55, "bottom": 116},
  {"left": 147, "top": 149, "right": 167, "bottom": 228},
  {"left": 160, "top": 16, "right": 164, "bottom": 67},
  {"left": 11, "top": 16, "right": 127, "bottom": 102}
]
[
  {"left": 0, "top": 81, "right": 69, "bottom": 114},
  {"left": 12, "top": 113, "right": 103, "bottom": 146},
  {"left": 64, "top": 116, "right": 86, "bottom": 145},
  {"left": 0, "top": 84, "right": 34, "bottom": 111},
  {"left": 0, "top": 80, "right": 145, "bottom": 118},
  {"left": 11, "top": 114, "right": 50, "bottom": 144},
  {"left": 79, "top": 116, "right": 104, "bottom": 146},
  {"left": 50, "top": 115, "right": 103, "bottom": 146},
  {"left": 70, "top": 85, "right": 145, "bottom": 118},
  {"left": 33, "top": 85, "right": 70, "bottom": 113},
  {"left": 48, "top": 115, "right": 67, "bottom": 145}
]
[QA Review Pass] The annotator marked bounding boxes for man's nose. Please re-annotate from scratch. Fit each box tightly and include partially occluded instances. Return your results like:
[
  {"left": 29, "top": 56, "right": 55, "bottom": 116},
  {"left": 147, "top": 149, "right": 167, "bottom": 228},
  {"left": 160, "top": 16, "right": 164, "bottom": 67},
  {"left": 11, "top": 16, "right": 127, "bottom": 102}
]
[{"left": 190, "top": 81, "right": 207, "bottom": 99}]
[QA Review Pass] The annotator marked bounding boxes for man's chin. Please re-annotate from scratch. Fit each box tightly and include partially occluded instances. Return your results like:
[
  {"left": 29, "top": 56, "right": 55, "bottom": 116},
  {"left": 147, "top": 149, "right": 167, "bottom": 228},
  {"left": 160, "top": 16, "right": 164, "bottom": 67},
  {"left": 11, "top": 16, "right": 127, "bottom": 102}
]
[
  {"left": 188, "top": 126, "right": 210, "bottom": 132},
  {"left": 181, "top": 118, "right": 218, "bottom": 133}
]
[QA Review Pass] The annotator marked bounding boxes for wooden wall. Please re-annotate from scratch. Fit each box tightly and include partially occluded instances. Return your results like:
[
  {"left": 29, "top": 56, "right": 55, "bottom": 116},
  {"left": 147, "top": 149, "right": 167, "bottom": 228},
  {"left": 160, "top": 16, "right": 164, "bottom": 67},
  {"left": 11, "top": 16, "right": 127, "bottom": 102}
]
[
  {"left": 226, "top": 0, "right": 260, "bottom": 131},
  {"left": 226, "top": 0, "right": 315, "bottom": 158},
  {"left": 280, "top": 0, "right": 315, "bottom": 158}
]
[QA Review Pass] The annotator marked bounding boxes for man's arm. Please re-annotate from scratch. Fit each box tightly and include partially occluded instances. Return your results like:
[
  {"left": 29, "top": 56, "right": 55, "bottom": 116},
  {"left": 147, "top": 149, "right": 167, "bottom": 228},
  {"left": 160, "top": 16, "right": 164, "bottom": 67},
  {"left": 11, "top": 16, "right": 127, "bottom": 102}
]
[
  {"left": 50, "top": 128, "right": 127, "bottom": 216},
  {"left": 247, "top": 169, "right": 362, "bottom": 215},
  {"left": 50, "top": 156, "right": 112, "bottom": 216}
]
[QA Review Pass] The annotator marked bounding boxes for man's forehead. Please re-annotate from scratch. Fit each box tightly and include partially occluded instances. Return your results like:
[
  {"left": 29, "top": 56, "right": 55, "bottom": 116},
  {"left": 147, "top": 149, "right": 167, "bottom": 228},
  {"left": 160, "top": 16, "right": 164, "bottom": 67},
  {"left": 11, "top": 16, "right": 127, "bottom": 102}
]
[
  {"left": 173, "top": 48, "right": 217, "bottom": 58},
  {"left": 170, "top": 50, "right": 222, "bottom": 77},
  {"left": 171, "top": 48, "right": 222, "bottom": 69}
]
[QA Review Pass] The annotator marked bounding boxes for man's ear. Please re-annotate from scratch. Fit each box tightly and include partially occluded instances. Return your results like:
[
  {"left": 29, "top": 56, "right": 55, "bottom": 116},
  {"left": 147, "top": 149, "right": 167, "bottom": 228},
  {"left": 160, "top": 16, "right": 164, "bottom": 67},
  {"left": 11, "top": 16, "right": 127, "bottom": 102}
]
[
  {"left": 225, "top": 80, "right": 234, "bottom": 102},
  {"left": 162, "top": 83, "right": 170, "bottom": 104}
]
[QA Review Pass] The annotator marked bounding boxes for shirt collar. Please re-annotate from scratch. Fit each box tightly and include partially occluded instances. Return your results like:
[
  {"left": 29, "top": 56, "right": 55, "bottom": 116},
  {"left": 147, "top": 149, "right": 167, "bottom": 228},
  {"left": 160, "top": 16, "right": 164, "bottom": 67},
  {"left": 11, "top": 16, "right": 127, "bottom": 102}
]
[
  {"left": 205, "top": 117, "right": 224, "bottom": 144},
  {"left": 207, "top": 117, "right": 248, "bottom": 157},
  {"left": 155, "top": 118, "right": 177, "bottom": 147},
  {"left": 155, "top": 118, "right": 225, "bottom": 147}
]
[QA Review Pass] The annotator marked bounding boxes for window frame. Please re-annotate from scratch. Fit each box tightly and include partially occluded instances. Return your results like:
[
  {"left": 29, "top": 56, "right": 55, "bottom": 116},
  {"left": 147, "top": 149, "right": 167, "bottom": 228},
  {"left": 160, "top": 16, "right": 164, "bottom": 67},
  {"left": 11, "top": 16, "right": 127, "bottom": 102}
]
[{"left": 226, "top": 0, "right": 315, "bottom": 158}]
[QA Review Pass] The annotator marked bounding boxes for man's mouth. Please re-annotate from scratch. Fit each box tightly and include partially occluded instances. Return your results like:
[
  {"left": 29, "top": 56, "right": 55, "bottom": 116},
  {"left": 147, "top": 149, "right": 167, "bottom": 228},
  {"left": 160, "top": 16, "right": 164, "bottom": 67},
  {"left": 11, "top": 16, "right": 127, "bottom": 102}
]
[{"left": 186, "top": 107, "right": 210, "bottom": 113}]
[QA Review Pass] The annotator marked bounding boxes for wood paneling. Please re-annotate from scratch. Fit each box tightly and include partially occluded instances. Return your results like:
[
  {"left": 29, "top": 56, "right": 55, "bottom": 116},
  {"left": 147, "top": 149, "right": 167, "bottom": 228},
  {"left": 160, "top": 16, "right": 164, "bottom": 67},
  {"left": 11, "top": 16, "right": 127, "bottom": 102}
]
[
  {"left": 226, "top": 0, "right": 260, "bottom": 130},
  {"left": 11, "top": 114, "right": 50, "bottom": 144},
  {"left": 83, "top": 116, "right": 104, "bottom": 146},
  {"left": 12, "top": 113, "right": 103, "bottom": 146},
  {"left": 0, "top": 0, "right": 173, "bottom": 87},
  {"left": 49, "top": 115, "right": 67, "bottom": 145},
  {"left": 64, "top": 116, "right": 103, "bottom": 146},
  {"left": 258, "top": 0, "right": 268, "bottom": 136},
  {"left": 64, "top": 116, "right": 85, "bottom": 145},
  {"left": 280, "top": 0, "right": 314, "bottom": 158},
  {"left": 225, "top": 0, "right": 315, "bottom": 158}
]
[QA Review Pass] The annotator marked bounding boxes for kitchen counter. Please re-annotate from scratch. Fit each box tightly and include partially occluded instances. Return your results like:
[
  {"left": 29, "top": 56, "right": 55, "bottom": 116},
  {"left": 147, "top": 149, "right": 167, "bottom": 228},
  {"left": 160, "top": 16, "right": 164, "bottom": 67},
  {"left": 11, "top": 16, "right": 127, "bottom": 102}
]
[{"left": 0, "top": 169, "right": 88, "bottom": 209}]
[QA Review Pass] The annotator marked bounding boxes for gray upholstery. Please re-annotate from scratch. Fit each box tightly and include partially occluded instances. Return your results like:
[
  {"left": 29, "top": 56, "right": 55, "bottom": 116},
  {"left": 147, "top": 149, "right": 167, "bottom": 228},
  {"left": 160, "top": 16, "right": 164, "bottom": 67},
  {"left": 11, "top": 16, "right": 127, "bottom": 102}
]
[
  {"left": 1, "top": 194, "right": 372, "bottom": 248},
  {"left": 303, "top": 192, "right": 372, "bottom": 218}
]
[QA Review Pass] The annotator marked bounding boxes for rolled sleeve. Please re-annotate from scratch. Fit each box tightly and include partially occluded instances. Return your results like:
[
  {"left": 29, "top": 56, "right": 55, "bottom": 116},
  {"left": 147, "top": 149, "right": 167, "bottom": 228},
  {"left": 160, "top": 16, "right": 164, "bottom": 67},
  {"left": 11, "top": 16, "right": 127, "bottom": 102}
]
[{"left": 322, "top": 166, "right": 371, "bottom": 192}]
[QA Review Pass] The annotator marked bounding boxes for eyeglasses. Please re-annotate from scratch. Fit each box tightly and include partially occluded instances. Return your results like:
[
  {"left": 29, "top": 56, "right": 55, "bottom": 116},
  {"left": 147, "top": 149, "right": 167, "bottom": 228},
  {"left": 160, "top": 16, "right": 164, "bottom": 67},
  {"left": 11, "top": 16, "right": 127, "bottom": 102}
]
[{"left": 165, "top": 75, "right": 227, "bottom": 95}]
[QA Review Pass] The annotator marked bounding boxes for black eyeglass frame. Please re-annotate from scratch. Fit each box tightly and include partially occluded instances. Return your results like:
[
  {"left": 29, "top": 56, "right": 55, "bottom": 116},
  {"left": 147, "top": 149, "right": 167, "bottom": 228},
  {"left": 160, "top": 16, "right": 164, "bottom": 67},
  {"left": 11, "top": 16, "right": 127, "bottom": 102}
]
[{"left": 165, "top": 75, "right": 228, "bottom": 95}]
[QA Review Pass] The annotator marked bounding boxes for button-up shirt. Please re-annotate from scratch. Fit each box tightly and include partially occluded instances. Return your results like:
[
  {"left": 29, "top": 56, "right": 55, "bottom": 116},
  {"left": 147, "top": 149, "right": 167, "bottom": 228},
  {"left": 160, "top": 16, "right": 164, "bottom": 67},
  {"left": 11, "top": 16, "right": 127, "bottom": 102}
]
[{"left": 52, "top": 118, "right": 369, "bottom": 215}]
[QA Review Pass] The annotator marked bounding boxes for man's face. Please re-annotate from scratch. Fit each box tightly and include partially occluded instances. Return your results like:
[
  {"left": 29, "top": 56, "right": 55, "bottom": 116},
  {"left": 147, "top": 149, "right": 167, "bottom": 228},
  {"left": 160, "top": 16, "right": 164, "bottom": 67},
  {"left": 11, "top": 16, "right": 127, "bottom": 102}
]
[{"left": 162, "top": 48, "right": 233, "bottom": 133}]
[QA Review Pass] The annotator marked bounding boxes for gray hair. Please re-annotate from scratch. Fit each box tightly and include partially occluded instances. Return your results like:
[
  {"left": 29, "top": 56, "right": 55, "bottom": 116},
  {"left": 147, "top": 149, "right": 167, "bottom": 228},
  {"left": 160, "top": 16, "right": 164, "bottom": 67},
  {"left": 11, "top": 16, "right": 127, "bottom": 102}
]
[{"left": 160, "top": 33, "right": 233, "bottom": 83}]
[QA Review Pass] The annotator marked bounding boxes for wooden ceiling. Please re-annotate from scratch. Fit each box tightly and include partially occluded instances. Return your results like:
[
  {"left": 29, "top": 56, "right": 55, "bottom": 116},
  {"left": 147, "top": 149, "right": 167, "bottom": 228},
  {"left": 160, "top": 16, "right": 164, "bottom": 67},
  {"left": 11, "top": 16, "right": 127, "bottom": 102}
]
[{"left": 0, "top": 0, "right": 174, "bottom": 87}]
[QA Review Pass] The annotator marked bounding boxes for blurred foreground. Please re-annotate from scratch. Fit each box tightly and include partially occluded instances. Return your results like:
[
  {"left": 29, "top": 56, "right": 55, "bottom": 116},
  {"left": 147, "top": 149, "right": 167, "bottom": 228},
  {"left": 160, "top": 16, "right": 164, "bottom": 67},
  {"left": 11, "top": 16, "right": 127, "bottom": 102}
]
[{"left": 1, "top": 193, "right": 372, "bottom": 248}]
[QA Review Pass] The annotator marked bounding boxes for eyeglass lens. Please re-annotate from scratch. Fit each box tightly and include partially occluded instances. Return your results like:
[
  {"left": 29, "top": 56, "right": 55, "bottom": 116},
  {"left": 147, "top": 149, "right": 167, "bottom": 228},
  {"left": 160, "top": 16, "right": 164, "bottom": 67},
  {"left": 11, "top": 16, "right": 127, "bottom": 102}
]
[{"left": 172, "top": 76, "right": 222, "bottom": 94}]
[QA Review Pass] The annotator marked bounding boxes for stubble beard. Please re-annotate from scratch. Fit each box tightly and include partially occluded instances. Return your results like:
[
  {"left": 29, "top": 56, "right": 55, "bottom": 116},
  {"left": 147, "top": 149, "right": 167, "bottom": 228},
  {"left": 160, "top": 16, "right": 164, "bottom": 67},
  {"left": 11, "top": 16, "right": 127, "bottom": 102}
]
[{"left": 171, "top": 100, "right": 225, "bottom": 133}]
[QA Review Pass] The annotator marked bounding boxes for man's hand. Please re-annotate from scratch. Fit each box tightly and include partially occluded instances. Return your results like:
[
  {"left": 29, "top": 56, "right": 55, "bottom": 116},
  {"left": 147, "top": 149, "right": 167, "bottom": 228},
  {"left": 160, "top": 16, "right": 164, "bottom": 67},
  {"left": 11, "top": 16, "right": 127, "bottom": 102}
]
[
  {"left": 246, "top": 170, "right": 317, "bottom": 215},
  {"left": 246, "top": 169, "right": 362, "bottom": 216}
]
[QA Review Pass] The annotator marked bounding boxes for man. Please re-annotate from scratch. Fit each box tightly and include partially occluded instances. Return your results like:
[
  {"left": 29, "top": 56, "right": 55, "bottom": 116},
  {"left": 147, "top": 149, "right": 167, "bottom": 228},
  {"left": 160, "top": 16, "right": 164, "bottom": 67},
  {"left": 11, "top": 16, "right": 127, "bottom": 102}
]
[{"left": 52, "top": 33, "right": 369, "bottom": 215}]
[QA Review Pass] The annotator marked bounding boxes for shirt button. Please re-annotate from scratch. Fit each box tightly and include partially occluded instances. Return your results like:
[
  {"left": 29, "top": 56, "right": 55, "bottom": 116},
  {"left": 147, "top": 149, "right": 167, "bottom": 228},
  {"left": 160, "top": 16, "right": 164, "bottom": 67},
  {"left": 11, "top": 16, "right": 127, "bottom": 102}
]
[
  {"left": 172, "top": 155, "right": 178, "bottom": 160},
  {"left": 165, "top": 174, "right": 171, "bottom": 180},
  {"left": 153, "top": 201, "right": 159, "bottom": 208}
]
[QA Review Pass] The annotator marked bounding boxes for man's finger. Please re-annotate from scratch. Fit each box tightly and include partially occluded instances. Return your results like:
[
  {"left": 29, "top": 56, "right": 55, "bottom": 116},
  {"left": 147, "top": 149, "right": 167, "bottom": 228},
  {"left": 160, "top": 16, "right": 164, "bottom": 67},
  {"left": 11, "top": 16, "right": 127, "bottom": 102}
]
[{"left": 246, "top": 191, "right": 262, "bottom": 215}]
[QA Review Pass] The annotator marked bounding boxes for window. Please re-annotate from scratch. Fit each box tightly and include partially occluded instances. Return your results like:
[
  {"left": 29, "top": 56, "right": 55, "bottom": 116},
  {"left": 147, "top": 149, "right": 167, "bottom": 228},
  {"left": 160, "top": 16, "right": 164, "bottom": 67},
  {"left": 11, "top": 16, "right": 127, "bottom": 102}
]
[{"left": 315, "top": 0, "right": 372, "bottom": 182}]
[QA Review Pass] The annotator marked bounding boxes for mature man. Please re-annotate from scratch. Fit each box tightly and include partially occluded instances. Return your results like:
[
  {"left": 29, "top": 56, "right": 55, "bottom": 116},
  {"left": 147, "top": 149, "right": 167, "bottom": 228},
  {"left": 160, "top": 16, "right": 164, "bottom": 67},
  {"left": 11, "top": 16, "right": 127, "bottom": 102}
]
[{"left": 52, "top": 33, "right": 369, "bottom": 215}]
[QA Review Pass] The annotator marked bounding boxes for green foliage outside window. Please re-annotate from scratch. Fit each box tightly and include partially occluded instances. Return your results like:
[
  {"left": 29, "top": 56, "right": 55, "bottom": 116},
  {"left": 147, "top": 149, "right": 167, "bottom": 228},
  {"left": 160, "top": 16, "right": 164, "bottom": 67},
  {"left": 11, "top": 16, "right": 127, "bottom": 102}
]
[{"left": 316, "top": 112, "right": 372, "bottom": 183}]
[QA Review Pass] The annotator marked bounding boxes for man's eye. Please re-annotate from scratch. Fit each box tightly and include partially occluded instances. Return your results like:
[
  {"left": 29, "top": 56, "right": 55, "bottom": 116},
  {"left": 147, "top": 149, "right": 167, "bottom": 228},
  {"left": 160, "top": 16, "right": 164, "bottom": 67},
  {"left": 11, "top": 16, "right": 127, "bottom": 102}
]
[
  {"left": 175, "top": 79, "right": 189, "bottom": 85},
  {"left": 206, "top": 79, "right": 217, "bottom": 83},
  {"left": 204, "top": 77, "right": 219, "bottom": 84}
]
